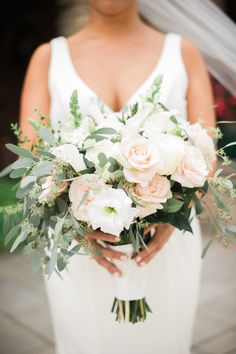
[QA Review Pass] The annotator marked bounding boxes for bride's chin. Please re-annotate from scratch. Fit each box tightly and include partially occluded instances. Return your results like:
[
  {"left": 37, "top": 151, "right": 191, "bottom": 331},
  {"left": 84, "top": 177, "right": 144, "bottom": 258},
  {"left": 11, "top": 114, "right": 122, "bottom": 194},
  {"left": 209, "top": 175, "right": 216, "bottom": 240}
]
[{"left": 88, "top": 0, "right": 136, "bottom": 16}]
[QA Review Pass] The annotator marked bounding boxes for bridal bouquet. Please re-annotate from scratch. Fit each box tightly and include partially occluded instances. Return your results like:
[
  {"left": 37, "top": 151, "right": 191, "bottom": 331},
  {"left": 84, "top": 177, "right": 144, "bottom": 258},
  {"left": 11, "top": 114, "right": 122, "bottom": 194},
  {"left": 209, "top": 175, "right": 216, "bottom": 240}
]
[{"left": 1, "top": 75, "right": 236, "bottom": 324}]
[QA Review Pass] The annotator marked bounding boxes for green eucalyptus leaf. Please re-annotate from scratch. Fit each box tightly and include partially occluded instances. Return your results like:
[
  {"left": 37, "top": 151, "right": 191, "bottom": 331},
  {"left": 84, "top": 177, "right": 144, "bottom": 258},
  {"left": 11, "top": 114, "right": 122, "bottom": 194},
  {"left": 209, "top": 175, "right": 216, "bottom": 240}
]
[
  {"left": 83, "top": 156, "right": 95, "bottom": 168},
  {"left": 6, "top": 143, "right": 34, "bottom": 158},
  {"left": 11, "top": 181, "right": 21, "bottom": 191},
  {"left": 193, "top": 195, "right": 203, "bottom": 215},
  {"left": 108, "top": 157, "right": 119, "bottom": 172},
  {"left": 10, "top": 226, "right": 28, "bottom": 252},
  {"left": 33, "top": 161, "right": 53, "bottom": 177},
  {"left": 169, "top": 115, "right": 178, "bottom": 124},
  {"left": 163, "top": 198, "right": 184, "bottom": 213},
  {"left": 98, "top": 152, "right": 107, "bottom": 168},
  {"left": 10, "top": 168, "right": 26, "bottom": 178},
  {"left": 5, "top": 225, "right": 21, "bottom": 245},
  {"left": 57, "top": 257, "right": 67, "bottom": 272},
  {"left": 54, "top": 217, "right": 65, "bottom": 238},
  {"left": 129, "top": 226, "right": 136, "bottom": 250},
  {"left": 135, "top": 230, "right": 140, "bottom": 253},
  {"left": 222, "top": 141, "right": 236, "bottom": 149},
  {"left": 86, "top": 134, "right": 107, "bottom": 142},
  {"left": 225, "top": 224, "right": 236, "bottom": 233},
  {"left": 70, "top": 244, "right": 82, "bottom": 253},
  {"left": 20, "top": 176, "right": 36, "bottom": 189},
  {"left": 39, "top": 127, "right": 55, "bottom": 145},
  {"left": 56, "top": 198, "right": 68, "bottom": 214},
  {"left": 16, "top": 183, "right": 35, "bottom": 199},
  {"left": 0, "top": 163, "right": 12, "bottom": 178},
  {"left": 11, "top": 158, "right": 34, "bottom": 169},
  {"left": 95, "top": 127, "right": 117, "bottom": 135},
  {"left": 201, "top": 239, "right": 213, "bottom": 258},
  {"left": 36, "top": 148, "right": 55, "bottom": 158}
]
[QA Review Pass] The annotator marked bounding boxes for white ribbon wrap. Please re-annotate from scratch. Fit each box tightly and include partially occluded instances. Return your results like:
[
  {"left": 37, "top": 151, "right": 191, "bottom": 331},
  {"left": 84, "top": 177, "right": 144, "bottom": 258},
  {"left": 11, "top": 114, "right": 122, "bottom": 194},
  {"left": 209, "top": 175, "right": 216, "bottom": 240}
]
[{"left": 109, "top": 244, "right": 146, "bottom": 301}]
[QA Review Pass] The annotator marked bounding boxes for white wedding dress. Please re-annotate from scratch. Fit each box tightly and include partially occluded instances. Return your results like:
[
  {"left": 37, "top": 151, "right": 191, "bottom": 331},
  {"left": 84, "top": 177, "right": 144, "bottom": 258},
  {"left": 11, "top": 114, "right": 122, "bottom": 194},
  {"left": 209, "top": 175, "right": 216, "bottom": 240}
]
[{"left": 44, "top": 33, "right": 203, "bottom": 354}]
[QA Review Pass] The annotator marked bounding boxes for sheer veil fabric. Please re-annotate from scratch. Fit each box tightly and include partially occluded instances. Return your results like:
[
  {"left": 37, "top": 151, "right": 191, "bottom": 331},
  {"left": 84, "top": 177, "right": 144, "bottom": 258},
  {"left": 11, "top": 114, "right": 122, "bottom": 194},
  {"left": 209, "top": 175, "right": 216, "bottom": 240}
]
[
  {"left": 138, "top": 0, "right": 236, "bottom": 95},
  {"left": 59, "top": 0, "right": 236, "bottom": 95}
]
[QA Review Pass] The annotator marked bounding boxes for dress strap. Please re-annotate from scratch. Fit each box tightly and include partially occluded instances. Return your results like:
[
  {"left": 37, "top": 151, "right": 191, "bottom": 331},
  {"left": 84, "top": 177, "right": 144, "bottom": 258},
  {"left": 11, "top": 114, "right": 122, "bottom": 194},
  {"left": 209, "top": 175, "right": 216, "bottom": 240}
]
[
  {"left": 160, "top": 33, "right": 187, "bottom": 76},
  {"left": 48, "top": 36, "right": 74, "bottom": 93}
]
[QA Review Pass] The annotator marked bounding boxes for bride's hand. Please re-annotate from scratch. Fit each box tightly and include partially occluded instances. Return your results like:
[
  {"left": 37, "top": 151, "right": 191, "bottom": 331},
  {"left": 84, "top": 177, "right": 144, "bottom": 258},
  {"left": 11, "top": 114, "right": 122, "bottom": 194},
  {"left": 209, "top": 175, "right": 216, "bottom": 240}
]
[
  {"left": 82, "top": 231, "right": 127, "bottom": 276},
  {"left": 135, "top": 224, "right": 174, "bottom": 266}
]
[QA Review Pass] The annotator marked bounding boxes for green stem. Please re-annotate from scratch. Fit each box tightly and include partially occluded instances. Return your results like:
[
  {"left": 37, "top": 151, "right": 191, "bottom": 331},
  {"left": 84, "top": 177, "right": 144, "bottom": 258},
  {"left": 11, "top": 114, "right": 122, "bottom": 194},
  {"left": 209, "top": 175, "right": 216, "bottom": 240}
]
[
  {"left": 125, "top": 300, "right": 130, "bottom": 323},
  {"left": 118, "top": 300, "right": 125, "bottom": 323}
]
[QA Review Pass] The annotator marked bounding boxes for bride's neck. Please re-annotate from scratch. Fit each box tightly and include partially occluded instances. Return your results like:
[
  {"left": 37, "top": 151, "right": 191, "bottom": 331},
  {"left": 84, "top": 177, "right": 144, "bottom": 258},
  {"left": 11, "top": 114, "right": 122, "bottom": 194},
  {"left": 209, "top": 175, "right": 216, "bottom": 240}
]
[{"left": 85, "top": 5, "right": 144, "bottom": 38}]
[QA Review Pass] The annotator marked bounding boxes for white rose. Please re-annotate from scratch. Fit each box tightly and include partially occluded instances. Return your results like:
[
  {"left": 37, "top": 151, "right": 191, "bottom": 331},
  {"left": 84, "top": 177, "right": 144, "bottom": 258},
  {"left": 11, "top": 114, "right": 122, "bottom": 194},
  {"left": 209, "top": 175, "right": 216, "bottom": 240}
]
[
  {"left": 133, "top": 174, "right": 172, "bottom": 217},
  {"left": 151, "top": 134, "right": 185, "bottom": 176},
  {"left": 117, "top": 132, "right": 160, "bottom": 187},
  {"left": 87, "top": 188, "right": 138, "bottom": 236},
  {"left": 50, "top": 144, "right": 86, "bottom": 173},
  {"left": 69, "top": 174, "right": 106, "bottom": 222},
  {"left": 185, "top": 122, "right": 216, "bottom": 168},
  {"left": 142, "top": 110, "right": 184, "bottom": 138},
  {"left": 171, "top": 143, "right": 209, "bottom": 188}
]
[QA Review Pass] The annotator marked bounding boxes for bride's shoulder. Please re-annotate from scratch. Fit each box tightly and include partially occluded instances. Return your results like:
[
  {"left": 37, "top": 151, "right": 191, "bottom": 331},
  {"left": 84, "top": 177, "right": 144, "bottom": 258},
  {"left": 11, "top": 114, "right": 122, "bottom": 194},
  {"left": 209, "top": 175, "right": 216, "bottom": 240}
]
[
  {"left": 27, "top": 42, "right": 51, "bottom": 74},
  {"left": 181, "top": 37, "right": 206, "bottom": 73}
]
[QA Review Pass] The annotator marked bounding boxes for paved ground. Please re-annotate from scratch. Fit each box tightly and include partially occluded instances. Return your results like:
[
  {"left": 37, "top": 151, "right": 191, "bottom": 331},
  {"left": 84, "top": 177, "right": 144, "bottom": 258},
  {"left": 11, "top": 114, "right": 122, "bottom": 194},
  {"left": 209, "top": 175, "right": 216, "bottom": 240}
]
[{"left": 0, "top": 230, "right": 236, "bottom": 354}]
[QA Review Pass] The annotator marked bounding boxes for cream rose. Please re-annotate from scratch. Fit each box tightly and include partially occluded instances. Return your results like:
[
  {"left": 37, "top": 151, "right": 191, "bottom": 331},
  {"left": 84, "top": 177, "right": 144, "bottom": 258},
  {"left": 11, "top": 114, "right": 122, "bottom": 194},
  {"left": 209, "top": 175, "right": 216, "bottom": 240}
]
[
  {"left": 142, "top": 110, "right": 184, "bottom": 138},
  {"left": 185, "top": 122, "right": 216, "bottom": 168},
  {"left": 69, "top": 174, "right": 106, "bottom": 222},
  {"left": 151, "top": 134, "right": 185, "bottom": 176},
  {"left": 171, "top": 143, "right": 209, "bottom": 188},
  {"left": 117, "top": 132, "right": 159, "bottom": 187},
  {"left": 133, "top": 174, "right": 172, "bottom": 217}
]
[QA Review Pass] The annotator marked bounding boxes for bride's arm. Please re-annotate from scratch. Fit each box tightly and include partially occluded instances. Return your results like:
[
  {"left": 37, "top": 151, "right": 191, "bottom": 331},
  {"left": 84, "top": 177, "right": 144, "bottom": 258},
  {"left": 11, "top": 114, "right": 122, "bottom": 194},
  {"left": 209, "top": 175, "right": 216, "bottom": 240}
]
[
  {"left": 19, "top": 44, "right": 125, "bottom": 275},
  {"left": 135, "top": 39, "right": 217, "bottom": 267},
  {"left": 19, "top": 43, "right": 51, "bottom": 147}
]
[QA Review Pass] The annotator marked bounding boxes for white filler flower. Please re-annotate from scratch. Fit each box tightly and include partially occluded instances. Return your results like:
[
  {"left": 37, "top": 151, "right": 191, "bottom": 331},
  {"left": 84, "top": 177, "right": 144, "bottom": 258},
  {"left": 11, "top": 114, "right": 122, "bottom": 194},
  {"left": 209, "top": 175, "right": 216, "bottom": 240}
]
[
  {"left": 87, "top": 188, "right": 138, "bottom": 236},
  {"left": 50, "top": 144, "right": 86, "bottom": 173}
]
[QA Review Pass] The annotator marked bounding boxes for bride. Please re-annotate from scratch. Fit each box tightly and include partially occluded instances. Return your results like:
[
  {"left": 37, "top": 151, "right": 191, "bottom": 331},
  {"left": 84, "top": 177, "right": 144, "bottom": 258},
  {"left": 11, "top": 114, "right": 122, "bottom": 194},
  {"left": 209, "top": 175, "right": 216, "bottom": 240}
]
[{"left": 19, "top": 1, "right": 235, "bottom": 353}]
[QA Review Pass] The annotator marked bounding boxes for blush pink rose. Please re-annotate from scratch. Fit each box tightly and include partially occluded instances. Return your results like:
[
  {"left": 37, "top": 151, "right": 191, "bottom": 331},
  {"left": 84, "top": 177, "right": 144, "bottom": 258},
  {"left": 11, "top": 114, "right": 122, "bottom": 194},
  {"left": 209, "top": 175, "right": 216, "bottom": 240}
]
[
  {"left": 118, "top": 133, "right": 159, "bottom": 187},
  {"left": 134, "top": 174, "right": 172, "bottom": 217},
  {"left": 171, "top": 143, "right": 209, "bottom": 188}
]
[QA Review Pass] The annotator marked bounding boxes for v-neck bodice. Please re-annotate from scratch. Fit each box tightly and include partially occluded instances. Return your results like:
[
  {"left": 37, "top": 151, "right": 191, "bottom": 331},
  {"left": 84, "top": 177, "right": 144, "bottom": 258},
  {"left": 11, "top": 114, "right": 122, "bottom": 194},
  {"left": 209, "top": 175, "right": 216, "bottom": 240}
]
[
  {"left": 48, "top": 32, "right": 188, "bottom": 129},
  {"left": 59, "top": 34, "right": 170, "bottom": 114}
]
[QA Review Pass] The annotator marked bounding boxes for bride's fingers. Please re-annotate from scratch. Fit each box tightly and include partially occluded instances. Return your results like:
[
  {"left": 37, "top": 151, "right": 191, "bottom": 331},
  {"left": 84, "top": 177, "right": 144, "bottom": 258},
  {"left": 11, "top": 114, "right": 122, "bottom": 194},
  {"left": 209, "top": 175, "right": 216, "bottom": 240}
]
[
  {"left": 135, "top": 225, "right": 174, "bottom": 264},
  {"left": 137, "top": 249, "right": 157, "bottom": 265},
  {"left": 93, "top": 255, "right": 122, "bottom": 276},
  {"left": 134, "top": 236, "right": 158, "bottom": 263},
  {"left": 89, "top": 231, "right": 120, "bottom": 243},
  {"left": 95, "top": 242, "right": 128, "bottom": 261},
  {"left": 144, "top": 224, "right": 158, "bottom": 235}
]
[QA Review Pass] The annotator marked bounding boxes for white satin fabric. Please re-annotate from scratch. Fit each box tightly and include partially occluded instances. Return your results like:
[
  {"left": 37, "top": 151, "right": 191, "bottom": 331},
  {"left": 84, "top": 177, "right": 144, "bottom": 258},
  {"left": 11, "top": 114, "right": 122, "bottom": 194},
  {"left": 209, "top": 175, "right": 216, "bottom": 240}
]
[{"left": 45, "top": 33, "right": 203, "bottom": 354}]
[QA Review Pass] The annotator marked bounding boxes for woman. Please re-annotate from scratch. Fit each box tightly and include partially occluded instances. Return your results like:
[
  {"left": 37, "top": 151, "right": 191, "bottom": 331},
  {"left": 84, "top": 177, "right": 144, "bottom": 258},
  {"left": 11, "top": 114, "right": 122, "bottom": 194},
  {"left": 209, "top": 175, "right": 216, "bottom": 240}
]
[{"left": 19, "top": 1, "right": 234, "bottom": 353}]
